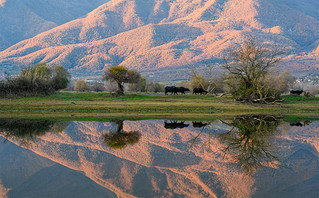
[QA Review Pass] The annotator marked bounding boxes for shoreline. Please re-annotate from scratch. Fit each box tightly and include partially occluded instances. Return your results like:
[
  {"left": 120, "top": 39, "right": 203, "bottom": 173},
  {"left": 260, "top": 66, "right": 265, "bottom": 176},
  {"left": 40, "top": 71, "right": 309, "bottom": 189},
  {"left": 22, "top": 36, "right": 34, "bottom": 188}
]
[{"left": 0, "top": 92, "right": 318, "bottom": 121}]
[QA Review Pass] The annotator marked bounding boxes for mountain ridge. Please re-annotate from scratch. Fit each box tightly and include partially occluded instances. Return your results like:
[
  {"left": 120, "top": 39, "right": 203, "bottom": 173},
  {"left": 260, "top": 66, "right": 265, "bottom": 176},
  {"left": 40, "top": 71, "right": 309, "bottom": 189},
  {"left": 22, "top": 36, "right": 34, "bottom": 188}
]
[{"left": 0, "top": 0, "right": 318, "bottom": 77}]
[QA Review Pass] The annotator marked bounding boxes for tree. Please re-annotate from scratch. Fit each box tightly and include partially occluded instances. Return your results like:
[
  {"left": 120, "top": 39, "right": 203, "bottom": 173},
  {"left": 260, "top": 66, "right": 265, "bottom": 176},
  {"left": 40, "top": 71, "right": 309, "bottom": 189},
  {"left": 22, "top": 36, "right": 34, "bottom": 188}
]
[
  {"left": 177, "top": 80, "right": 189, "bottom": 88},
  {"left": 50, "top": 64, "right": 71, "bottom": 91},
  {"left": 281, "top": 70, "right": 296, "bottom": 90},
  {"left": 91, "top": 81, "right": 105, "bottom": 92},
  {"left": 102, "top": 65, "right": 141, "bottom": 95},
  {"left": 127, "top": 76, "right": 147, "bottom": 92},
  {"left": 74, "top": 79, "right": 90, "bottom": 92},
  {"left": 20, "top": 62, "right": 52, "bottom": 83},
  {"left": 146, "top": 81, "right": 165, "bottom": 93},
  {"left": 188, "top": 74, "right": 207, "bottom": 90},
  {"left": 0, "top": 63, "right": 70, "bottom": 97},
  {"left": 188, "top": 64, "right": 217, "bottom": 94},
  {"left": 223, "top": 37, "right": 283, "bottom": 102}
]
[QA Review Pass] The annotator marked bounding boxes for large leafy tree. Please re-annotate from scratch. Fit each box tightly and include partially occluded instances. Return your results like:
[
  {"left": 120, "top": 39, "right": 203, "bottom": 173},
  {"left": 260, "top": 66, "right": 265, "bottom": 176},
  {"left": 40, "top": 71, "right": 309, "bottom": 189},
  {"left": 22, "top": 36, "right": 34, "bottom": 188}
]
[
  {"left": 102, "top": 65, "right": 140, "bottom": 95},
  {"left": 50, "top": 64, "right": 71, "bottom": 91}
]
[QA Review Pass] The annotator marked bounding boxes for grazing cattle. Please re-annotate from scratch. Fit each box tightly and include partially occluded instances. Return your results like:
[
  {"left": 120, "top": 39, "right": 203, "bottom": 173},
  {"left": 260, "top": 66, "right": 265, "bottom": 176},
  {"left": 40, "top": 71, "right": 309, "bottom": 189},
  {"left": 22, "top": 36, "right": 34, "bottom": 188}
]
[
  {"left": 192, "top": 121, "right": 208, "bottom": 128},
  {"left": 165, "top": 86, "right": 177, "bottom": 95},
  {"left": 290, "top": 90, "right": 303, "bottom": 95},
  {"left": 164, "top": 121, "right": 189, "bottom": 129},
  {"left": 165, "top": 86, "right": 190, "bottom": 95},
  {"left": 193, "top": 87, "right": 208, "bottom": 95},
  {"left": 176, "top": 87, "right": 190, "bottom": 94}
]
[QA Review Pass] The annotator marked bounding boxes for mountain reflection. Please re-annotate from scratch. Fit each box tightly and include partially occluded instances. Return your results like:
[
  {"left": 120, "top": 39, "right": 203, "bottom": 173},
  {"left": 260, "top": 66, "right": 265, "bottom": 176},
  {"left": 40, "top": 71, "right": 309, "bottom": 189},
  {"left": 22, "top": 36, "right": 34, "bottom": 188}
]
[
  {"left": 0, "top": 118, "right": 318, "bottom": 197},
  {"left": 218, "top": 115, "right": 282, "bottom": 174},
  {"left": 0, "top": 118, "right": 70, "bottom": 147},
  {"left": 102, "top": 120, "right": 141, "bottom": 149}
]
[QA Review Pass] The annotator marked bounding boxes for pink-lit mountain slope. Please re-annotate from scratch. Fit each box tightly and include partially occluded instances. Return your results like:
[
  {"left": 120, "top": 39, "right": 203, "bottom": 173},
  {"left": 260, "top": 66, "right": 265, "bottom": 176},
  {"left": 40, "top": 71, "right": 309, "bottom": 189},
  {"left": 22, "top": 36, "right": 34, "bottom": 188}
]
[
  {"left": 0, "top": 0, "right": 318, "bottom": 77},
  {"left": 0, "top": 0, "right": 107, "bottom": 51}
]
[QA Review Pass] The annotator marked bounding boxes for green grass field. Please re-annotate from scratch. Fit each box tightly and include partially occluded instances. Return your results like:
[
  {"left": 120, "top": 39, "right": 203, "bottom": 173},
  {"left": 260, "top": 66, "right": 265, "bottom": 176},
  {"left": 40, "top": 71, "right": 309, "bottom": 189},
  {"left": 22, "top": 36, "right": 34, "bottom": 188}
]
[{"left": 0, "top": 92, "right": 318, "bottom": 120}]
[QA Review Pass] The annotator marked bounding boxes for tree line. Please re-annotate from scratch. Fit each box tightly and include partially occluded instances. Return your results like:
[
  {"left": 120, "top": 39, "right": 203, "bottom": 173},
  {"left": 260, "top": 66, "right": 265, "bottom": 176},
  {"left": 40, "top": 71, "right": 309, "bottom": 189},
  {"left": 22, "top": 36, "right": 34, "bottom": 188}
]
[
  {"left": 1, "top": 37, "right": 316, "bottom": 101},
  {"left": 0, "top": 63, "right": 70, "bottom": 97}
]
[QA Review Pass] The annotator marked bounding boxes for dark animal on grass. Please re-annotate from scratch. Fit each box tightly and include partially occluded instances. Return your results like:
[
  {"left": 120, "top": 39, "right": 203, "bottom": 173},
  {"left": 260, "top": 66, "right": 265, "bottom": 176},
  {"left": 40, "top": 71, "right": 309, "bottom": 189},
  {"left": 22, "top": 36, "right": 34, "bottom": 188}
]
[
  {"left": 193, "top": 87, "right": 208, "bottom": 95},
  {"left": 164, "top": 121, "right": 189, "bottom": 129},
  {"left": 192, "top": 121, "right": 208, "bottom": 128},
  {"left": 289, "top": 122, "right": 303, "bottom": 127},
  {"left": 165, "top": 86, "right": 177, "bottom": 95},
  {"left": 290, "top": 90, "right": 303, "bottom": 95},
  {"left": 176, "top": 87, "right": 190, "bottom": 94}
]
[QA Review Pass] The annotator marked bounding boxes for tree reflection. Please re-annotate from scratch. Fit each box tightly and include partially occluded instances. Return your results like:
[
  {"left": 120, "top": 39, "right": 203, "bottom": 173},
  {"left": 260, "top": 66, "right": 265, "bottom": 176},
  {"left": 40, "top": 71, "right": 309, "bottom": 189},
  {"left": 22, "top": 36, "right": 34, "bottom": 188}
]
[
  {"left": 218, "top": 115, "right": 282, "bottom": 174},
  {"left": 188, "top": 115, "right": 283, "bottom": 174},
  {"left": 0, "top": 118, "right": 70, "bottom": 147},
  {"left": 102, "top": 120, "right": 141, "bottom": 149}
]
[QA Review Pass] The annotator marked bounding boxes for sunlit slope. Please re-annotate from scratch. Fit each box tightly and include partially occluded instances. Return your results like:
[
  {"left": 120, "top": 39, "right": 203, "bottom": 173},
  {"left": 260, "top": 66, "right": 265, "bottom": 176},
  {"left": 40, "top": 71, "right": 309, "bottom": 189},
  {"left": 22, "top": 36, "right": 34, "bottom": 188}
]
[
  {"left": 0, "top": 0, "right": 107, "bottom": 51},
  {"left": 0, "top": 0, "right": 318, "bottom": 75}
]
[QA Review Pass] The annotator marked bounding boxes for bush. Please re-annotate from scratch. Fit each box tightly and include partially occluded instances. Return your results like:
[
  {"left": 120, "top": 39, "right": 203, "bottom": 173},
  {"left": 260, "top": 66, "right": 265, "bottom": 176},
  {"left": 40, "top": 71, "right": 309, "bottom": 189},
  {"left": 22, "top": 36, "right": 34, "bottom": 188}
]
[
  {"left": 0, "top": 63, "right": 70, "bottom": 98},
  {"left": 74, "top": 79, "right": 91, "bottom": 92}
]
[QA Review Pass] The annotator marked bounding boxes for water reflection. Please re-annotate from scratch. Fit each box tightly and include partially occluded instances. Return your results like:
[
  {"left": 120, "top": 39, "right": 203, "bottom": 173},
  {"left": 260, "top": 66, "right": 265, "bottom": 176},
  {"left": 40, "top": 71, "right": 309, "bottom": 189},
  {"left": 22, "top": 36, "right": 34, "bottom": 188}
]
[
  {"left": 289, "top": 120, "right": 312, "bottom": 127},
  {"left": 164, "top": 120, "right": 189, "bottom": 129},
  {"left": 0, "top": 118, "right": 70, "bottom": 147},
  {"left": 217, "top": 115, "right": 282, "bottom": 174},
  {"left": 0, "top": 117, "right": 318, "bottom": 197},
  {"left": 192, "top": 121, "right": 208, "bottom": 128},
  {"left": 102, "top": 120, "right": 141, "bottom": 149}
]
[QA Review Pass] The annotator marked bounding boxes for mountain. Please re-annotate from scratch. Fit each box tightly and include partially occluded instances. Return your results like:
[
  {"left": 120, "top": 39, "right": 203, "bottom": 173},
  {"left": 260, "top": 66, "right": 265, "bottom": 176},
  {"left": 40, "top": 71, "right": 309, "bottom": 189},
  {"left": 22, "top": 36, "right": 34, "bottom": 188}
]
[
  {"left": 0, "top": 0, "right": 107, "bottom": 51},
  {"left": 0, "top": 0, "right": 318, "bottom": 78}
]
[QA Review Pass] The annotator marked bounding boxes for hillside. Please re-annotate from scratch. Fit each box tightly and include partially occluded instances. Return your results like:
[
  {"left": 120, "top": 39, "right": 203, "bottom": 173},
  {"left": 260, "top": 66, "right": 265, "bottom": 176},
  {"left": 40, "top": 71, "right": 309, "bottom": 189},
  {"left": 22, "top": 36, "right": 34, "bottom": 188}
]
[
  {"left": 0, "top": 0, "right": 107, "bottom": 51},
  {"left": 0, "top": 0, "right": 318, "bottom": 78}
]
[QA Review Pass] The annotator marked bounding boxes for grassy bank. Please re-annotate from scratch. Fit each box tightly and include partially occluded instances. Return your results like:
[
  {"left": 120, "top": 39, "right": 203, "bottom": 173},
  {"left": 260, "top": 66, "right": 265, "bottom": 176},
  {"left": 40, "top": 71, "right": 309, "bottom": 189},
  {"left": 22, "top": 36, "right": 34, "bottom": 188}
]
[{"left": 0, "top": 92, "right": 318, "bottom": 120}]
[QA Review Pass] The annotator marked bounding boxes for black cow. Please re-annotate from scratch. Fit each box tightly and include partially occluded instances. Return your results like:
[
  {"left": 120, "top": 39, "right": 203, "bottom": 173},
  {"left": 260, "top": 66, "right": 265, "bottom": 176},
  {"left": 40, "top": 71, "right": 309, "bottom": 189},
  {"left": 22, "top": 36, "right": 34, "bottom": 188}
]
[
  {"left": 176, "top": 87, "right": 190, "bottom": 94},
  {"left": 164, "top": 121, "right": 189, "bottom": 129},
  {"left": 165, "top": 86, "right": 177, "bottom": 95},
  {"left": 193, "top": 87, "right": 208, "bottom": 95},
  {"left": 290, "top": 90, "right": 303, "bottom": 95},
  {"left": 192, "top": 121, "right": 208, "bottom": 128}
]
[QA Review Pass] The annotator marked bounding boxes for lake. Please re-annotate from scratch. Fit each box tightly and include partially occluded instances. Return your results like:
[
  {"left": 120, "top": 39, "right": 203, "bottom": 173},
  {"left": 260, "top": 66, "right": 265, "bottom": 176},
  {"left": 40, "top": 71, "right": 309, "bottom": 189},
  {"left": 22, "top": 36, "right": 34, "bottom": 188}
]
[{"left": 0, "top": 115, "right": 318, "bottom": 198}]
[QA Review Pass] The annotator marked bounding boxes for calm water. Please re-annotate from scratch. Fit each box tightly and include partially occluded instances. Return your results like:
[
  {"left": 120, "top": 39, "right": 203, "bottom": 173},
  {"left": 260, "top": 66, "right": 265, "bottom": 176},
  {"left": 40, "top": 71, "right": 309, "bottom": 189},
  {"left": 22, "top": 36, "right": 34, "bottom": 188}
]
[{"left": 0, "top": 116, "right": 318, "bottom": 198}]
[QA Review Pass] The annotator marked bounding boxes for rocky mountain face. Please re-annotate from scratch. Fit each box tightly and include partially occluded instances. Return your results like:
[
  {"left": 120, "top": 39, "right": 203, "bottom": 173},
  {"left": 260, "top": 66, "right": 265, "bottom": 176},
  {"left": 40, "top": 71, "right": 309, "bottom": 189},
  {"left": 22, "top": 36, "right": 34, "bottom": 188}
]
[
  {"left": 0, "top": 0, "right": 318, "bottom": 78},
  {"left": 1, "top": 120, "right": 319, "bottom": 197},
  {"left": 0, "top": 0, "right": 107, "bottom": 51}
]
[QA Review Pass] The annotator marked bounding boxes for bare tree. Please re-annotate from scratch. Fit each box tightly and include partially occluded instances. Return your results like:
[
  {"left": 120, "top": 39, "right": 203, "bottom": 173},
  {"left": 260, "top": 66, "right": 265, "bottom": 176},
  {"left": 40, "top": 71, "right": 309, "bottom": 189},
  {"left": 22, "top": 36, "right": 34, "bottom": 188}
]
[
  {"left": 189, "top": 64, "right": 216, "bottom": 94},
  {"left": 74, "top": 79, "right": 90, "bottom": 92},
  {"left": 91, "top": 81, "right": 105, "bottom": 92},
  {"left": 223, "top": 37, "right": 283, "bottom": 103}
]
